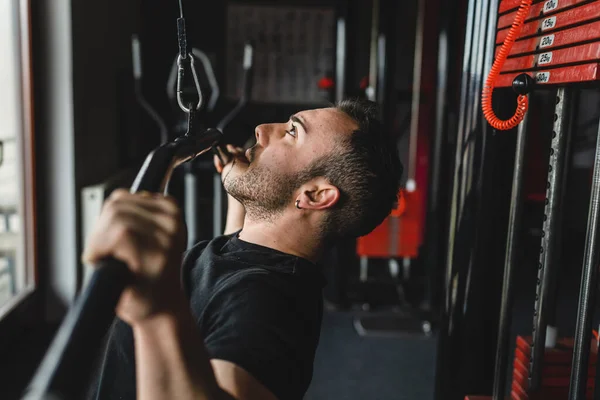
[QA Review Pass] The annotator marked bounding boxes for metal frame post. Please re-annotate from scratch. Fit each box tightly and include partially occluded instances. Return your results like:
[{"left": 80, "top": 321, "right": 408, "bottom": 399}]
[
  {"left": 492, "top": 113, "right": 529, "bottom": 400},
  {"left": 529, "top": 87, "right": 572, "bottom": 391},
  {"left": 570, "top": 116, "right": 600, "bottom": 400},
  {"left": 443, "top": 0, "right": 476, "bottom": 315},
  {"left": 459, "top": 0, "right": 487, "bottom": 208},
  {"left": 435, "top": 0, "right": 500, "bottom": 398}
]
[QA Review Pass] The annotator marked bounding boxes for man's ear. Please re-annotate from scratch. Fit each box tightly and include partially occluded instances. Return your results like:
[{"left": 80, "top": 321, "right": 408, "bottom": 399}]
[{"left": 297, "top": 179, "right": 340, "bottom": 210}]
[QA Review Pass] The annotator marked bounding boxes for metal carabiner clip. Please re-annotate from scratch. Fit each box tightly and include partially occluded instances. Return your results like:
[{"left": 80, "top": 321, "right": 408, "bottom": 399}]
[{"left": 176, "top": 53, "right": 203, "bottom": 114}]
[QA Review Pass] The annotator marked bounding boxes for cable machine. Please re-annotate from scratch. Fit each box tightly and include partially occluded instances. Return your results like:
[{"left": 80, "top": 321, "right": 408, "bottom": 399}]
[{"left": 437, "top": 0, "right": 600, "bottom": 399}]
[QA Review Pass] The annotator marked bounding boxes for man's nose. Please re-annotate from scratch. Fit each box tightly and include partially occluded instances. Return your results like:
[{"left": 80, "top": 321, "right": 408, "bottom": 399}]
[
  {"left": 254, "top": 123, "right": 279, "bottom": 146},
  {"left": 254, "top": 124, "right": 265, "bottom": 146}
]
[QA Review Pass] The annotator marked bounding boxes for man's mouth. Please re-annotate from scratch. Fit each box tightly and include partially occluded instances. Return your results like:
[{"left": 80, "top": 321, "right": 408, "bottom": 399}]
[{"left": 246, "top": 145, "right": 259, "bottom": 163}]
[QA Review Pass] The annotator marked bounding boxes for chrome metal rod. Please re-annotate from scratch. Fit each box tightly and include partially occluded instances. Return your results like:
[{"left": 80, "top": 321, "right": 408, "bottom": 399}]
[
  {"left": 492, "top": 113, "right": 529, "bottom": 400},
  {"left": 367, "top": 0, "right": 380, "bottom": 102},
  {"left": 376, "top": 34, "right": 387, "bottom": 107},
  {"left": 443, "top": 0, "right": 476, "bottom": 312},
  {"left": 424, "top": 23, "right": 449, "bottom": 307},
  {"left": 185, "top": 171, "right": 197, "bottom": 248},
  {"left": 570, "top": 117, "right": 600, "bottom": 400},
  {"left": 335, "top": 17, "right": 346, "bottom": 103},
  {"left": 481, "top": 0, "right": 501, "bottom": 108},
  {"left": 430, "top": 31, "right": 448, "bottom": 215},
  {"left": 459, "top": 0, "right": 486, "bottom": 208},
  {"left": 466, "top": 0, "right": 493, "bottom": 201},
  {"left": 213, "top": 173, "right": 222, "bottom": 238},
  {"left": 407, "top": 0, "right": 426, "bottom": 187}
]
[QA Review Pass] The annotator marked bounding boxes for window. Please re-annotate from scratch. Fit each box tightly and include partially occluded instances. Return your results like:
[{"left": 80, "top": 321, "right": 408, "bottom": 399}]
[{"left": 0, "top": 0, "right": 36, "bottom": 318}]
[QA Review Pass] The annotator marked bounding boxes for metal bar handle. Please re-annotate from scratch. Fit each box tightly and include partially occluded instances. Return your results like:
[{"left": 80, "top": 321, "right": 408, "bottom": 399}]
[{"left": 23, "top": 128, "right": 221, "bottom": 400}]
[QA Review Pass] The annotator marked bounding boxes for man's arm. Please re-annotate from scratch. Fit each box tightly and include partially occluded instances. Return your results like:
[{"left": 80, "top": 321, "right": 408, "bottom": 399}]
[
  {"left": 133, "top": 308, "right": 224, "bottom": 400},
  {"left": 133, "top": 306, "right": 278, "bottom": 400},
  {"left": 211, "top": 360, "right": 278, "bottom": 400},
  {"left": 83, "top": 190, "right": 275, "bottom": 400},
  {"left": 224, "top": 194, "right": 245, "bottom": 235}
]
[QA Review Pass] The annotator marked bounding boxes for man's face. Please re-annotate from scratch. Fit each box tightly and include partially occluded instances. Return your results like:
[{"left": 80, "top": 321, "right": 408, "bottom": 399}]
[{"left": 223, "top": 107, "right": 358, "bottom": 217}]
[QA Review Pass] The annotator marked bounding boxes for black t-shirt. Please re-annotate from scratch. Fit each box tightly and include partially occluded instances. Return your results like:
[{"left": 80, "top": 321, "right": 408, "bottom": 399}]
[{"left": 87, "top": 234, "right": 325, "bottom": 400}]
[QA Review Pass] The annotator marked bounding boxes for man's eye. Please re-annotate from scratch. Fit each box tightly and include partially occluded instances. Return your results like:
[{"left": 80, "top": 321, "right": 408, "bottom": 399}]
[{"left": 286, "top": 124, "right": 297, "bottom": 137}]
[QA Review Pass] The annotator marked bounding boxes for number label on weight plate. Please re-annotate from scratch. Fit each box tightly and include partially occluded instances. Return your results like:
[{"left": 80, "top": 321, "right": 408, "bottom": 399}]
[
  {"left": 536, "top": 72, "right": 551, "bottom": 83},
  {"left": 540, "top": 34, "right": 555, "bottom": 48},
  {"left": 544, "top": 0, "right": 558, "bottom": 13},
  {"left": 538, "top": 52, "right": 553, "bottom": 65},
  {"left": 541, "top": 16, "right": 557, "bottom": 31}
]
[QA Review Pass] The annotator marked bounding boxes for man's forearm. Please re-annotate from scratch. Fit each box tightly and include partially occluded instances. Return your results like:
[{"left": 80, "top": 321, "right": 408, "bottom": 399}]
[
  {"left": 133, "top": 304, "right": 230, "bottom": 400},
  {"left": 224, "top": 194, "right": 245, "bottom": 235}
]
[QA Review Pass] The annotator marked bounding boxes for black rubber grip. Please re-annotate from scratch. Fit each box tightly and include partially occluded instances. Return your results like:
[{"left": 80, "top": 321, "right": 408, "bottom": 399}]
[{"left": 23, "top": 259, "right": 133, "bottom": 400}]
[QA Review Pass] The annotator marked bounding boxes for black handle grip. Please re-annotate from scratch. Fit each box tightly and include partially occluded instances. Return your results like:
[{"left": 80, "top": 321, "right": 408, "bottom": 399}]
[
  {"left": 23, "top": 258, "right": 132, "bottom": 400},
  {"left": 23, "top": 127, "right": 221, "bottom": 400}
]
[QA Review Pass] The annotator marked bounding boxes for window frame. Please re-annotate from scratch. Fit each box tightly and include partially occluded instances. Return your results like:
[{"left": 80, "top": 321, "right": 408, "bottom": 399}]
[{"left": 0, "top": 0, "right": 38, "bottom": 323}]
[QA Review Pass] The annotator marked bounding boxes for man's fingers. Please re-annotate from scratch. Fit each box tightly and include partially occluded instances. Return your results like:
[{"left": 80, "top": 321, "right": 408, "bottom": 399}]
[
  {"left": 226, "top": 144, "right": 237, "bottom": 154},
  {"left": 111, "top": 202, "right": 180, "bottom": 238},
  {"left": 83, "top": 216, "right": 171, "bottom": 272},
  {"left": 83, "top": 193, "right": 181, "bottom": 268},
  {"left": 105, "top": 190, "right": 181, "bottom": 219},
  {"left": 213, "top": 144, "right": 246, "bottom": 175},
  {"left": 214, "top": 154, "right": 224, "bottom": 173},
  {"left": 226, "top": 145, "right": 245, "bottom": 155},
  {"left": 215, "top": 146, "right": 232, "bottom": 164}
]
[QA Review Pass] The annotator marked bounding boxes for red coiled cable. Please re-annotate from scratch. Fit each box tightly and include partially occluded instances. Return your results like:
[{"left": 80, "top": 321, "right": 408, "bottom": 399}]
[{"left": 482, "top": 0, "right": 533, "bottom": 130}]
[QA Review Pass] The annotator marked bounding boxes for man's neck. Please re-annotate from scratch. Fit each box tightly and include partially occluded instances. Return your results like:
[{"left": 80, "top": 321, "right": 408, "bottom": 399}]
[{"left": 238, "top": 214, "right": 322, "bottom": 263}]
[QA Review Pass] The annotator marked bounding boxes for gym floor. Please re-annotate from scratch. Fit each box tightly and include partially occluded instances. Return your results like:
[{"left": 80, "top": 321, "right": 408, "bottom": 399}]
[
  {"left": 306, "top": 310, "right": 437, "bottom": 400},
  {"left": 0, "top": 310, "right": 437, "bottom": 400}
]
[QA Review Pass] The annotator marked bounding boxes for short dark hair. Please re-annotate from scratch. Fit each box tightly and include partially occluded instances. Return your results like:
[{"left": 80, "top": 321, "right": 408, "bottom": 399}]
[{"left": 301, "top": 99, "right": 403, "bottom": 238}]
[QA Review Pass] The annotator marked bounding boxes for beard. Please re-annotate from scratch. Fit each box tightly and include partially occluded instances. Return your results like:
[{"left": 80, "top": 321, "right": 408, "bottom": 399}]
[{"left": 224, "top": 160, "right": 301, "bottom": 221}]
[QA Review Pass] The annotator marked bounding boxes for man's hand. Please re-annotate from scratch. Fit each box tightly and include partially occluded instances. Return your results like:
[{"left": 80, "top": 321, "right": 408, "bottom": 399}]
[
  {"left": 213, "top": 144, "right": 247, "bottom": 178},
  {"left": 82, "top": 189, "right": 187, "bottom": 325}
]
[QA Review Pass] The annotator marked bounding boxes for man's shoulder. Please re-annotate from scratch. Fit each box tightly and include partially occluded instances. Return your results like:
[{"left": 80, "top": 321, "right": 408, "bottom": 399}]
[
  {"left": 183, "top": 233, "right": 235, "bottom": 264},
  {"left": 182, "top": 234, "right": 297, "bottom": 291},
  {"left": 181, "top": 234, "right": 239, "bottom": 295}
]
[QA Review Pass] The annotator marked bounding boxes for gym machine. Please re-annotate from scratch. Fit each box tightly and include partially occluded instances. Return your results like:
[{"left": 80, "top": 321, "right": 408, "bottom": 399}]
[
  {"left": 488, "top": 2, "right": 600, "bottom": 399},
  {"left": 352, "top": 0, "right": 442, "bottom": 337},
  {"left": 435, "top": 0, "right": 600, "bottom": 399},
  {"left": 434, "top": 0, "right": 501, "bottom": 395},
  {"left": 80, "top": 35, "right": 254, "bottom": 287},
  {"left": 22, "top": 3, "right": 226, "bottom": 398},
  {"left": 136, "top": 30, "right": 254, "bottom": 248},
  {"left": 166, "top": 42, "right": 254, "bottom": 245}
]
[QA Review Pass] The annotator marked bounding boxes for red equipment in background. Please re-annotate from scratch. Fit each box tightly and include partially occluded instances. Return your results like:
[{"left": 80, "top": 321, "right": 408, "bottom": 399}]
[
  {"left": 465, "top": 336, "right": 598, "bottom": 400},
  {"left": 466, "top": 0, "right": 600, "bottom": 399},
  {"left": 355, "top": 0, "right": 436, "bottom": 260},
  {"left": 357, "top": 189, "right": 423, "bottom": 258},
  {"left": 494, "top": 0, "right": 600, "bottom": 87}
]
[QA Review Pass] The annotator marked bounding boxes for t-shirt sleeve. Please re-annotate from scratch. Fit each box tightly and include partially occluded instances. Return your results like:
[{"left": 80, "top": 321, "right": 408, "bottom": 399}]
[{"left": 200, "top": 274, "right": 315, "bottom": 400}]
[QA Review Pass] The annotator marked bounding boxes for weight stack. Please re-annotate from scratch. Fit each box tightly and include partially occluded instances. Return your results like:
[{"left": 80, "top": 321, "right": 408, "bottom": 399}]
[
  {"left": 465, "top": 336, "right": 598, "bottom": 400},
  {"left": 511, "top": 336, "right": 597, "bottom": 399}
]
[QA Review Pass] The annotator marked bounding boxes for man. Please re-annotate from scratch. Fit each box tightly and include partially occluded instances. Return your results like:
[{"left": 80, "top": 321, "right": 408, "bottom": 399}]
[{"left": 84, "top": 99, "right": 403, "bottom": 400}]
